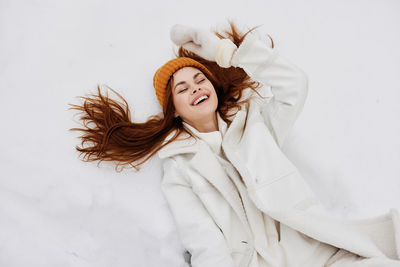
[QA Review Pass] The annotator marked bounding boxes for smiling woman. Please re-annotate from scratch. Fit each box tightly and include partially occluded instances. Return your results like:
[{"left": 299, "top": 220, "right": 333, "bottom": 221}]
[
  {"left": 70, "top": 20, "right": 400, "bottom": 267},
  {"left": 171, "top": 66, "right": 219, "bottom": 132},
  {"left": 70, "top": 21, "right": 259, "bottom": 171}
]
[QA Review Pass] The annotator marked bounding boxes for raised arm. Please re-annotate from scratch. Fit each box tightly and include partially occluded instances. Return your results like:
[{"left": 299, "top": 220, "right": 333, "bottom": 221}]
[
  {"left": 229, "top": 31, "right": 309, "bottom": 147},
  {"left": 161, "top": 157, "right": 235, "bottom": 267},
  {"left": 170, "top": 23, "right": 308, "bottom": 147}
]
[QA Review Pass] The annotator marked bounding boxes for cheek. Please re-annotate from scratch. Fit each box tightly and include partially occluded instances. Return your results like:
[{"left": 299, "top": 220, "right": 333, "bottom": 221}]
[
  {"left": 209, "top": 83, "right": 217, "bottom": 98},
  {"left": 210, "top": 88, "right": 218, "bottom": 104},
  {"left": 173, "top": 94, "right": 187, "bottom": 112},
  {"left": 213, "top": 95, "right": 219, "bottom": 107}
]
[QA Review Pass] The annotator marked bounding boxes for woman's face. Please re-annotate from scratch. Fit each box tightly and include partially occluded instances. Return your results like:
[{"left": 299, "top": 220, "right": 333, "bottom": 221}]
[{"left": 171, "top": 66, "right": 218, "bottom": 126}]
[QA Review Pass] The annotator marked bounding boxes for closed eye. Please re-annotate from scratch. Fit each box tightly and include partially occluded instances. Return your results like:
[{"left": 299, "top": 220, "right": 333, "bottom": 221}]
[{"left": 178, "top": 79, "right": 205, "bottom": 93}]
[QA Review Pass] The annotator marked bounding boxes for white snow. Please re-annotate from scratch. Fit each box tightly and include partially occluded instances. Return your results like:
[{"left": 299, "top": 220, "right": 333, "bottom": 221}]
[{"left": 0, "top": 0, "right": 399, "bottom": 266}]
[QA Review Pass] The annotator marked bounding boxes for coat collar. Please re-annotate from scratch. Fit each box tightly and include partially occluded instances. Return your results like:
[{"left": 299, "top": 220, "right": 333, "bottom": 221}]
[{"left": 157, "top": 107, "right": 246, "bottom": 159}]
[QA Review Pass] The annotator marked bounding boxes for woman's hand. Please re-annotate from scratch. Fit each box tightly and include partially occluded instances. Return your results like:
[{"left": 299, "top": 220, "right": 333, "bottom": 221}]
[
  {"left": 170, "top": 24, "right": 237, "bottom": 67},
  {"left": 170, "top": 24, "right": 220, "bottom": 61}
]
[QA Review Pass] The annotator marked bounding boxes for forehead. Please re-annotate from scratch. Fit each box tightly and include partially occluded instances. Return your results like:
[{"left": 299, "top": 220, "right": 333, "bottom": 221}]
[{"left": 172, "top": 66, "right": 203, "bottom": 80}]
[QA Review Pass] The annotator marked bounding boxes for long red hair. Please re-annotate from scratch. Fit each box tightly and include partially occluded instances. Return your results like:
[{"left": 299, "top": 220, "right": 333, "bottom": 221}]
[{"left": 69, "top": 20, "right": 274, "bottom": 171}]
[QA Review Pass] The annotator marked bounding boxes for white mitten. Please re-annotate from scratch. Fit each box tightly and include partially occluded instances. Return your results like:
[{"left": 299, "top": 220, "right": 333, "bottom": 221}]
[{"left": 170, "top": 24, "right": 237, "bottom": 68}]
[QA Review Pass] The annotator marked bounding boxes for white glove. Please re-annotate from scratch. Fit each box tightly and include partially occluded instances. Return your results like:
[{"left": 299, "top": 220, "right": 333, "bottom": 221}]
[{"left": 170, "top": 24, "right": 237, "bottom": 68}]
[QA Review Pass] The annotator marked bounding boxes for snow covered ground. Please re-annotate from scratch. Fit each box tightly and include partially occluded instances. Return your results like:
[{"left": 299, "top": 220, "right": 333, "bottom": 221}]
[{"left": 1, "top": 0, "right": 399, "bottom": 266}]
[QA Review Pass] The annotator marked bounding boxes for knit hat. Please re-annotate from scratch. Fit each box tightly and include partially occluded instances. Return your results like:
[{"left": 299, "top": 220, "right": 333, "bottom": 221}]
[{"left": 153, "top": 57, "right": 215, "bottom": 110}]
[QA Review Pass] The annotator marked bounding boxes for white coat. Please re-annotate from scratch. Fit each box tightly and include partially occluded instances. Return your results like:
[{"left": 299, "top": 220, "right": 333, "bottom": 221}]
[{"left": 157, "top": 32, "right": 400, "bottom": 267}]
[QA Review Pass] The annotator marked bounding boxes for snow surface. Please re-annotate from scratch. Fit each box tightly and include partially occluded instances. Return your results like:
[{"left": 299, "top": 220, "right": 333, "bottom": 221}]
[{"left": 0, "top": 0, "right": 399, "bottom": 266}]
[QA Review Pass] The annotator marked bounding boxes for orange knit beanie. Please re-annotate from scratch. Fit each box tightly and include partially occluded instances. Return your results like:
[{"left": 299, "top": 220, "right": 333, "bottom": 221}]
[{"left": 153, "top": 57, "right": 215, "bottom": 110}]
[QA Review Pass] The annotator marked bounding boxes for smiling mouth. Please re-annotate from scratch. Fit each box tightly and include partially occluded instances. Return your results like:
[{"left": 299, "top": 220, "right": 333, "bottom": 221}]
[{"left": 192, "top": 95, "right": 210, "bottom": 106}]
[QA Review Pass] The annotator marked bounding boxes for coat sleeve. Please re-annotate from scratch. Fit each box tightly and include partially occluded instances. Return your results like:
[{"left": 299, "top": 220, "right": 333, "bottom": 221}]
[
  {"left": 230, "top": 31, "right": 309, "bottom": 147},
  {"left": 160, "top": 157, "right": 236, "bottom": 267}
]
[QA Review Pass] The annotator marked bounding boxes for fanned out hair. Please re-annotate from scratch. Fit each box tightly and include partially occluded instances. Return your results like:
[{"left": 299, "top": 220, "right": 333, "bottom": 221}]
[{"left": 69, "top": 20, "right": 274, "bottom": 171}]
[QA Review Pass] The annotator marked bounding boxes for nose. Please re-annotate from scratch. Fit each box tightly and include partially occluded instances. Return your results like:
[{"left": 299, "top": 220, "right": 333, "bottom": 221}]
[{"left": 192, "top": 87, "right": 201, "bottom": 94}]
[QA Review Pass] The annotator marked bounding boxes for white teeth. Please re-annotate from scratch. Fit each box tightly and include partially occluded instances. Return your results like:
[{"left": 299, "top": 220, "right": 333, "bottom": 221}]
[{"left": 193, "top": 95, "right": 209, "bottom": 105}]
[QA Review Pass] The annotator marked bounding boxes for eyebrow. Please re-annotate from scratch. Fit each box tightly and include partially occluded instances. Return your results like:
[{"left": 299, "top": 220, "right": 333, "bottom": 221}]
[{"left": 174, "top": 72, "right": 203, "bottom": 91}]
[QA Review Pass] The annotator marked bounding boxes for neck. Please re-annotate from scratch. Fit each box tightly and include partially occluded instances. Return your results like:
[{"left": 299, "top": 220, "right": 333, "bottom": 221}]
[{"left": 186, "top": 112, "right": 218, "bottom": 133}]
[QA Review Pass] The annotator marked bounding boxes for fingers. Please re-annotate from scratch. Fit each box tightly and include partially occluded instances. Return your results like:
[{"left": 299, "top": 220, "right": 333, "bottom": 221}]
[{"left": 170, "top": 24, "right": 195, "bottom": 46}]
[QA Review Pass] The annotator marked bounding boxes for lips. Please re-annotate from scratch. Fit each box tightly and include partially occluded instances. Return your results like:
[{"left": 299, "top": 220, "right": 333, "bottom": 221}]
[{"left": 191, "top": 93, "right": 210, "bottom": 106}]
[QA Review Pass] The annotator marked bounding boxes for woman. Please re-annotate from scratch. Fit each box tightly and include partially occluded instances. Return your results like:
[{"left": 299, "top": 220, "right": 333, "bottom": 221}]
[{"left": 71, "top": 21, "right": 400, "bottom": 266}]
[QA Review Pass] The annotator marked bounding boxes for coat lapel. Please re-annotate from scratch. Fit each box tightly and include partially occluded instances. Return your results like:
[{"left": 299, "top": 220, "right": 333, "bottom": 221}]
[{"left": 188, "top": 142, "right": 253, "bottom": 237}]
